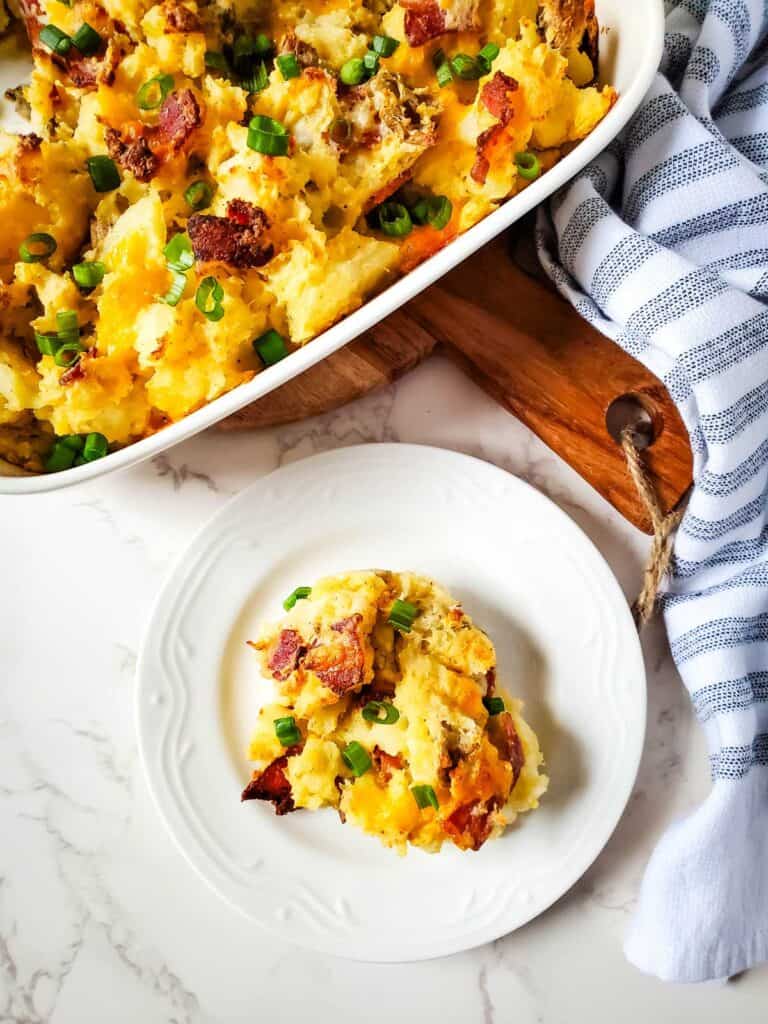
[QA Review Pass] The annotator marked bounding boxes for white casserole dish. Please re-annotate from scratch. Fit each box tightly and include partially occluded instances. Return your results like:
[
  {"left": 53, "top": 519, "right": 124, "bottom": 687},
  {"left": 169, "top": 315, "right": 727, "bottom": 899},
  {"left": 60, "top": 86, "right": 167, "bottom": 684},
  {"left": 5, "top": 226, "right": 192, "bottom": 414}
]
[{"left": 0, "top": 0, "right": 664, "bottom": 494}]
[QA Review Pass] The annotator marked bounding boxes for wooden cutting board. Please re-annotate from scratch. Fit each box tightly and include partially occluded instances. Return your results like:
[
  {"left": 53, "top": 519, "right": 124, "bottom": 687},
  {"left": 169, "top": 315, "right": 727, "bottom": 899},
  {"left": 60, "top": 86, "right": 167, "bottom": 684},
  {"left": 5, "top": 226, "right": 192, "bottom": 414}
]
[{"left": 220, "top": 229, "right": 693, "bottom": 534}]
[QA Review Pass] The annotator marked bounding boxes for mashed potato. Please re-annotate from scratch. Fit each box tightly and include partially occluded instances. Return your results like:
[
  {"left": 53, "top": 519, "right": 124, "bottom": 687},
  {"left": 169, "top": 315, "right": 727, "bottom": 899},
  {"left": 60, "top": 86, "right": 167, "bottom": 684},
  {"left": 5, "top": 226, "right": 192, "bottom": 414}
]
[
  {"left": 244, "top": 570, "right": 548, "bottom": 854},
  {"left": 0, "top": 0, "right": 615, "bottom": 471}
]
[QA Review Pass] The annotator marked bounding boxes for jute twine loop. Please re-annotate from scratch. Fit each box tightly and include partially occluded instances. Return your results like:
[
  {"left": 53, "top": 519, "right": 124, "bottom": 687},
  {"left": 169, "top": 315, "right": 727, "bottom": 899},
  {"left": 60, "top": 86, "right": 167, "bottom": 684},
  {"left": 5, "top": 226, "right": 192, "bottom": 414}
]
[{"left": 620, "top": 427, "right": 686, "bottom": 629}]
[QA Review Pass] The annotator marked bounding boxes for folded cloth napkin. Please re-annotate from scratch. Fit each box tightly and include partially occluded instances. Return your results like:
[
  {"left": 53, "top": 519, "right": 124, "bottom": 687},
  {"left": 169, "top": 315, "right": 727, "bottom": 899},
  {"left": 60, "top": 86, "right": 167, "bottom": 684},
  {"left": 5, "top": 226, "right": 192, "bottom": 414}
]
[{"left": 537, "top": 0, "right": 768, "bottom": 984}]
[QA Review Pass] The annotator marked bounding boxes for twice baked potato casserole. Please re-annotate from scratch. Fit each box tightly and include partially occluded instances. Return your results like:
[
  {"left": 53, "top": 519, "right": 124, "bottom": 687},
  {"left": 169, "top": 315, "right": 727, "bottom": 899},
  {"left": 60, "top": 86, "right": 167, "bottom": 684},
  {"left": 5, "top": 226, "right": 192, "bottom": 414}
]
[
  {"left": 244, "top": 570, "right": 547, "bottom": 853},
  {"left": 0, "top": 0, "right": 615, "bottom": 472}
]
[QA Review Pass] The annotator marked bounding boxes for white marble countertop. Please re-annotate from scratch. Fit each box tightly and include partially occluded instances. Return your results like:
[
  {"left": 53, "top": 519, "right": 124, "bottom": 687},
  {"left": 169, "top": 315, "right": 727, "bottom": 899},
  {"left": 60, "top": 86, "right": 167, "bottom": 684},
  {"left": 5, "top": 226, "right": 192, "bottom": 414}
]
[{"left": 2, "top": 354, "right": 766, "bottom": 1022}]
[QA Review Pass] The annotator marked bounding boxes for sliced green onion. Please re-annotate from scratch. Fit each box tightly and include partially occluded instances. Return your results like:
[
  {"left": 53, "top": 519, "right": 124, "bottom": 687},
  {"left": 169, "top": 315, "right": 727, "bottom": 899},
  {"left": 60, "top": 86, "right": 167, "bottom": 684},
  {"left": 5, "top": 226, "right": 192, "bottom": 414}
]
[
  {"left": 283, "top": 585, "right": 311, "bottom": 611},
  {"left": 233, "top": 33, "right": 272, "bottom": 72},
  {"left": 515, "top": 151, "right": 541, "bottom": 181},
  {"left": 71, "top": 23, "right": 101, "bottom": 56},
  {"left": 184, "top": 179, "right": 213, "bottom": 211},
  {"left": 362, "top": 50, "right": 379, "bottom": 76},
  {"left": 451, "top": 53, "right": 482, "bottom": 80},
  {"left": 136, "top": 73, "right": 174, "bottom": 110},
  {"left": 436, "top": 60, "right": 453, "bottom": 88},
  {"left": 432, "top": 48, "right": 446, "bottom": 69},
  {"left": 410, "top": 194, "right": 452, "bottom": 230},
  {"left": 19, "top": 232, "right": 57, "bottom": 263},
  {"left": 72, "top": 260, "right": 105, "bottom": 289},
  {"left": 55, "top": 309, "right": 79, "bottom": 344},
  {"left": 195, "top": 276, "right": 224, "bottom": 321},
  {"left": 276, "top": 53, "right": 300, "bottom": 79},
  {"left": 247, "top": 115, "right": 290, "bottom": 156},
  {"left": 483, "top": 696, "right": 505, "bottom": 716},
  {"left": 477, "top": 41, "right": 500, "bottom": 71},
  {"left": 39, "top": 24, "right": 71, "bottom": 55},
  {"left": 204, "top": 50, "right": 229, "bottom": 71},
  {"left": 82, "top": 432, "right": 109, "bottom": 461},
  {"left": 339, "top": 57, "right": 365, "bottom": 86},
  {"left": 86, "top": 155, "right": 120, "bottom": 192},
  {"left": 45, "top": 441, "right": 76, "bottom": 473},
  {"left": 274, "top": 715, "right": 301, "bottom": 747},
  {"left": 34, "top": 331, "right": 61, "bottom": 356},
  {"left": 54, "top": 340, "right": 85, "bottom": 367},
  {"left": 411, "top": 784, "right": 439, "bottom": 810},
  {"left": 377, "top": 202, "right": 412, "bottom": 238},
  {"left": 372, "top": 34, "right": 399, "bottom": 57},
  {"left": 362, "top": 701, "right": 400, "bottom": 725},
  {"left": 164, "top": 232, "right": 194, "bottom": 272},
  {"left": 242, "top": 60, "right": 269, "bottom": 94},
  {"left": 254, "top": 328, "right": 288, "bottom": 366},
  {"left": 163, "top": 270, "right": 187, "bottom": 307},
  {"left": 59, "top": 434, "right": 84, "bottom": 453},
  {"left": 342, "top": 741, "right": 371, "bottom": 777},
  {"left": 388, "top": 598, "right": 418, "bottom": 632}
]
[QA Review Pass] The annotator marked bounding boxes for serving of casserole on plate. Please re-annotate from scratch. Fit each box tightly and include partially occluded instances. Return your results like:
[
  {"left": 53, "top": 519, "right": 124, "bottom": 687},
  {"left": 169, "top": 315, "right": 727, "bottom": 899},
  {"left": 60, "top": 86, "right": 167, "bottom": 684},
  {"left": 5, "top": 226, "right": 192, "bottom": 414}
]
[{"left": 0, "top": 1, "right": 664, "bottom": 491}]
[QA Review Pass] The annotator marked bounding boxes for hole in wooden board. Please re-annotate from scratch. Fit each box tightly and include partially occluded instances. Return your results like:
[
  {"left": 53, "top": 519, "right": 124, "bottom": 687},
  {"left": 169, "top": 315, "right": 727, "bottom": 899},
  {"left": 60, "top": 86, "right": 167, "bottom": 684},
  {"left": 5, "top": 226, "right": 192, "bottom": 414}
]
[{"left": 605, "top": 393, "right": 660, "bottom": 451}]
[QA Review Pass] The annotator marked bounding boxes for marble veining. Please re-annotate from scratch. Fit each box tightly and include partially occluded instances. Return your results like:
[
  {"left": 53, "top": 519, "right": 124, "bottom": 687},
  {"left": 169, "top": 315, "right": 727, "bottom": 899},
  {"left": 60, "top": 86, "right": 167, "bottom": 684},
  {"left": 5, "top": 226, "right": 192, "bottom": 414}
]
[{"left": 2, "top": 355, "right": 766, "bottom": 1022}]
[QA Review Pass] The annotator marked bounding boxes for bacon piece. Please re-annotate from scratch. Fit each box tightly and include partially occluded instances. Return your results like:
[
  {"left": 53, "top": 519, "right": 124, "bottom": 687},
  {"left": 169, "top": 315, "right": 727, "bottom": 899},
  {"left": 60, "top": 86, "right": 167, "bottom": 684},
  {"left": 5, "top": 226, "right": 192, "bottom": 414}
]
[
  {"left": 471, "top": 73, "right": 520, "bottom": 186},
  {"left": 488, "top": 711, "right": 525, "bottom": 788},
  {"left": 156, "top": 89, "right": 203, "bottom": 153},
  {"left": 187, "top": 199, "right": 274, "bottom": 269},
  {"left": 163, "top": 1, "right": 201, "bottom": 33},
  {"left": 60, "top": 361, "right": 86, "bottom": 385},
  {"left": 266, "top": 628, "right": 306, "bottom": 680},
  {"left": 372, "top": 746, "right": 404, "bottom": 783},
  {"left": 403, "top": 3, "right": 447, "bottom": 46},
  {"left": 241, "top": 755, "right": 295, "bottom": 814},
  {"left": 304, "top": 614, "right": 366, "bottom": 695},
  {"left": 444, "top": 798, "right": 499, "bottom": 851},
  {"left": 363, "top": 170, "right": 413, "bottom": 214},
  {"left": 279, "top": 32, "right": 321, "bottom": 69},
  {"left": 105, "top": 127, "right": 159, "bottom": 183},
  {"left": 485, "top": 667, "right": 496, "bottom": 695}
]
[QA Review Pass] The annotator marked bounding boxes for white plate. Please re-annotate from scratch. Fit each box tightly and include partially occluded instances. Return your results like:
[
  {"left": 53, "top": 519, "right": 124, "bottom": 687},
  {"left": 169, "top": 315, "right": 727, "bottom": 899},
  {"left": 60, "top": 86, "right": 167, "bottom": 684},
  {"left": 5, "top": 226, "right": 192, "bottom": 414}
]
[
  {"left": 0, "top": 0, "right": 665, "bottom": 493},
  {"left": 136, "top": 444, "right": 646, "bottom": 962}
]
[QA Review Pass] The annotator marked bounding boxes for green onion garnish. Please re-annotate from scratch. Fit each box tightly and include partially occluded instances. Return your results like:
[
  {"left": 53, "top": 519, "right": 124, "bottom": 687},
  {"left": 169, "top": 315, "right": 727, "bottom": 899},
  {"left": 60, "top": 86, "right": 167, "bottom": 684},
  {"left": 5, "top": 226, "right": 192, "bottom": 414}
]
[
  {"left": 283, "top": 585, "right": 311, "bottom": 611},
  {"left": 254, "top": 328, "right": 288, "bottom": 366},
  {"left": 247, "top": 115, "right": 290, "bottom": 156},
  {"left": 242, "top": 61, "right": 269, "bottom": 94},
  {"left": 477, "top": 41, "right": 500, "bottom": 71},
  {"left": 39, "top": 24, "right": 71, "bottom": 55},
  {"left": 71, "top": 23, "right": 101, "bottom": 56},
  {"left": 363, "top": 50, "right": 379, "bottom": 76},
  {"left": 436, "top": 60, "right": 453, "bottom": 88},
  {"left": 163, "top": 270, "right": 187, "bottom": 307},
  {"left": 59, "top": 434, "right": 84, "bottom": 453},
  {"left": 483, "top": 696, "right": 505, "bottom": 716},
  {"left": 233, "top": 33, "right": 272, "bottom": 72},
  {"left": 372, "top": 34, "right": 399, "bottom": 57},
  {"left": 274, "top": 715, "right": 301, "bottom": 747},
  {"left": 55, "top": 309, "right": 79, "bottom": 344},
  {"left": 86, "top": 155, "right": 120, "bottom": 192},
  {"left": 387, "top": 598, "right": 418, "bottom": 632},
  {"left": 339, "top": 57, "right": 365, "bottom": 86},
  {"left": 342, "top": 741, "right": 371, "bottom": 777},
  {"left": 361, "top": 700, "right": 400, "bottom": 725},
  {"left": 411, "top": 784, "right": 439, "bottom": 810},
  {"left": 411, "top": 195, "right": 452, "bottom": 230},
  {"left": 276, "top": 53, "right": 300, "bottom": 79},
  {"left": 34, "top": 331, "right": 60, "bottom": 356},
  {"left": 204, "top": 50, "right": 229, "bottom": 71},
  {"left": 82, "top": 432, "right": 109, "bottom": 461},
  {"left": 136, "top": 73, "right": 174, "bottom": 110},
  {"left": 195, "top": 276, "right": 224, "bottom": 321},
  {"left": 450, "top": 53, "right": 483, "bottom": 80},
  {"left": 19, "top": 232, "right": 57, "bottom": 264},
  {"left": 377, "top": 202, "right": 412, "bottom": 238},
  {"left": 184, "top": 179, "right": 213, "bottom": 211},
  {"left": 54, "top": 340, "right": 85, "bottom": 368},
  {"left": 515, "top": 151, "right": 541, "bottom": 181},
  {"left": 45, "top": 440, "right": 77, "bottom": 473},
  {"left": 164, "top": 233, "right": 194, "bottom": 272},
  {"left": 72, "top": 260, "right": 105, "bottom": 289}
]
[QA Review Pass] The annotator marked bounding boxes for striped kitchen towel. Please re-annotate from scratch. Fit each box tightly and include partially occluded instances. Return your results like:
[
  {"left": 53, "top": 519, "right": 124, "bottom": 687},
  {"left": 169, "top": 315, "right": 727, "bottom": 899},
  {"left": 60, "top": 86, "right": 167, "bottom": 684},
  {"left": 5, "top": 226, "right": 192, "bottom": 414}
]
[{"left": 537, "top": 0, "right": 768, "bottom": 983}]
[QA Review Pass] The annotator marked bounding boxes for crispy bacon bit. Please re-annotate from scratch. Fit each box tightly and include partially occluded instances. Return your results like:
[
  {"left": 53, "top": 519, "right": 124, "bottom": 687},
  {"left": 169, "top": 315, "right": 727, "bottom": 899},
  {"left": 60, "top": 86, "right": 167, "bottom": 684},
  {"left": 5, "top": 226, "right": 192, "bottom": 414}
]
[
  {"left": 304, "top": 614, "right": 366, "bottom": 695},
  {"left": 163, "top": 1, "right": 201, "bottom": 33},
  {"left": 489, "top": 711, "right": 525, "bottom": 787},
  {"left": 187, "top": 199, "right": 274, "bottom": 269},
  {"left": 371, "top": 746, "right": 404, "bottom": 783},
  {"left": 485, "top": 667, "right": 496, "bottom": 696},
  {"left": 241, "top": 755, "right": 295, "bottom": 814},
  {"left": 471, "top": 73, "right": 520, "bottom": 185},
  {"left": 157, "top": 89, "right": 203, "bottom": 153},
  {"left": 363, "top": 170, "right": 413, "bottom": 214},
  {"left": 267, "top": 628, "right": 306, "bottom": 680},
  {"left": 403, "top": 3, "right": 447, "bottom": 46},
  {"left": 105, "top": 127, "right": 159, "bottom": 183},
  {"left": 279, "top": 32, "right": 321, "bottom": 69},
  {"left": 444, "top": 798, "right": 500, "bottom": 850},
  {"left": 60, "top": 361, "right": 86, "bottom": 385}
]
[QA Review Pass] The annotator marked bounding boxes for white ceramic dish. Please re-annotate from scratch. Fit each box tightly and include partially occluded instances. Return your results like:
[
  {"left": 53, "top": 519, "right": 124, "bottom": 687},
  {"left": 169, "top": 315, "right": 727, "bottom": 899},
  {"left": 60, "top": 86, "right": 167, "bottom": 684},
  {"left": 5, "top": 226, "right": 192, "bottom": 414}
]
[
  {"left": 0, "top": 0, "right": 665, "bottom": 494},
  {"left": 136, "top": 444, "right": 646, "bottom": 961}
]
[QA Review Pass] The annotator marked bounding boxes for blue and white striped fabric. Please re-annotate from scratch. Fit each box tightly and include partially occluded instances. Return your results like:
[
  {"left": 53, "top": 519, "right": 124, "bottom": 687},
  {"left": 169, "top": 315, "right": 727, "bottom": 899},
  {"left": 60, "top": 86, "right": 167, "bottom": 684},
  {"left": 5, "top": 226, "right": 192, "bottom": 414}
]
[{"left": 537, "top": 0, "right": 768, "bottom": 984}]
